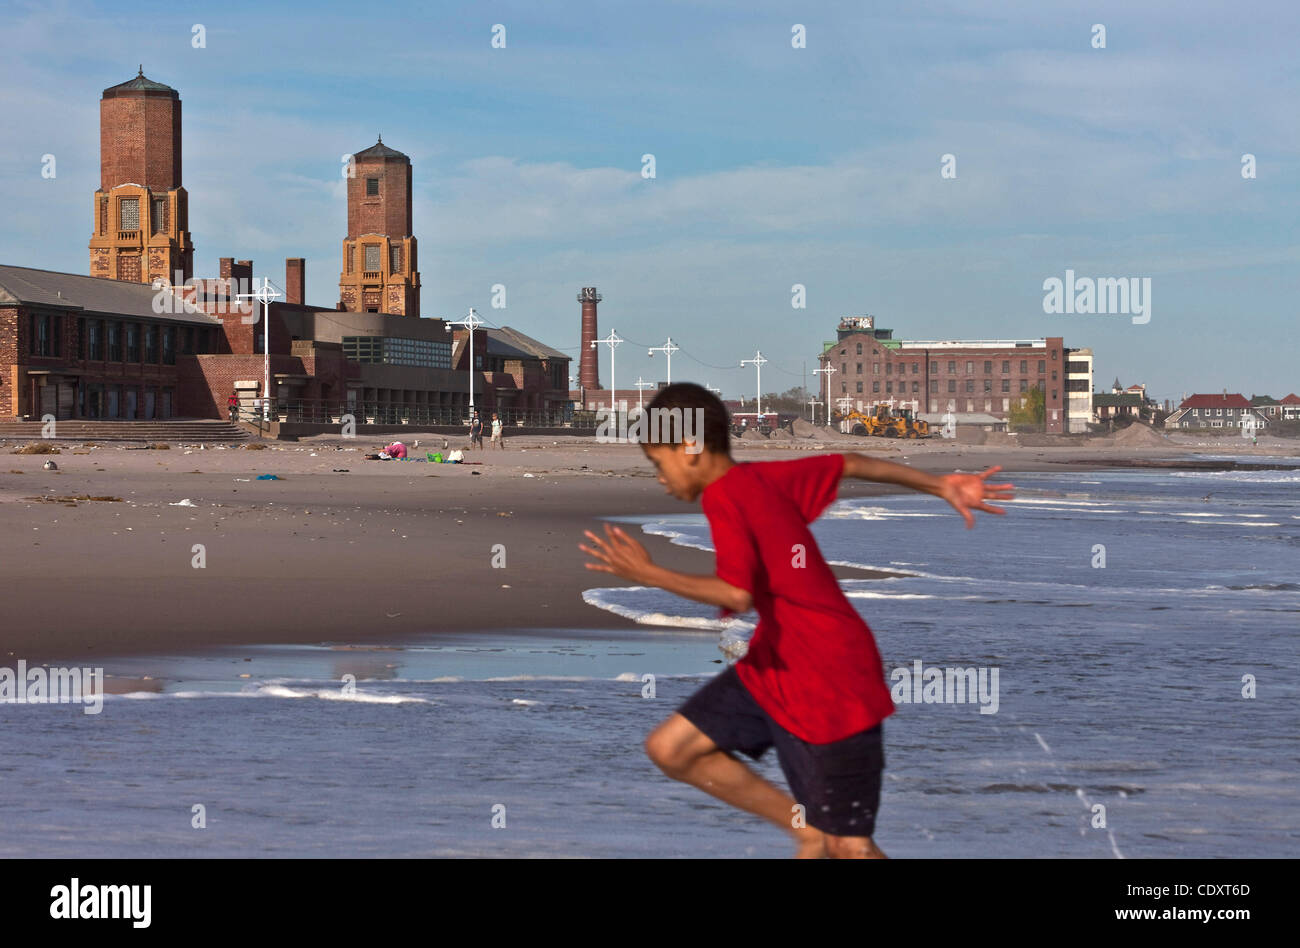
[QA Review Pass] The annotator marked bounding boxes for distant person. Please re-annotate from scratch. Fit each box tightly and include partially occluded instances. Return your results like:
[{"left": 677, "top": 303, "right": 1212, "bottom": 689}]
[
  {"left": 470, "top": 411, "right": 484, "bottom": 449},
  {"left": 491, "top": 412, "right": 504, "bottom": 450},
  {"left": 228, "top": 391, "right": 238, "bottom": 421},
  {"left": 579, "top": 382, "right": 1014, "bottom": 859},
  {"left": 386, "top": 442, "right": 407, "bottom": 459}
]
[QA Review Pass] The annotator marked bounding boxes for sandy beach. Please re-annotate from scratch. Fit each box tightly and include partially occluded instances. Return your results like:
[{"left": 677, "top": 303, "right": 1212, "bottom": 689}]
[{"left": 2, "top": 427, "right": 1295, "bottom": 661}]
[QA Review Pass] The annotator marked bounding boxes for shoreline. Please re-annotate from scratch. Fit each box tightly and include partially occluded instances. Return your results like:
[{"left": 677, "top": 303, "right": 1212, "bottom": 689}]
[{"left": 2, "top": 434, "right": 1294, "bottom": 663}]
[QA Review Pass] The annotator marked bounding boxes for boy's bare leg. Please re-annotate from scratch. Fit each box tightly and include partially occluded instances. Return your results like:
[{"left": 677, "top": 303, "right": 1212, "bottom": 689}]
[
  {"left": 646, "top": 713, "right": 827, "bottom": 857},
  {"left": 824, "top": 835, "right": 888, "bottom": 859}
]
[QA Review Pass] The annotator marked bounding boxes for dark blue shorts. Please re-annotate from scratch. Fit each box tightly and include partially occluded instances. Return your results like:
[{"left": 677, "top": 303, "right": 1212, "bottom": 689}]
[{"left": 677, "top": 666, "right": 884, "bottom": 838}]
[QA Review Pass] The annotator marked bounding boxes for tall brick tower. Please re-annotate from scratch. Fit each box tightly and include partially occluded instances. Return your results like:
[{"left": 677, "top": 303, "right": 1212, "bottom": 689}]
[
  {"left": 89, "top": 67, "right": 193, "bottom": 284},
  {"left": 338, "top": 138, "right": 420, "bottom": 315},
  {"left": 578, "top": 286, "right": 601, "bottom": 390}
]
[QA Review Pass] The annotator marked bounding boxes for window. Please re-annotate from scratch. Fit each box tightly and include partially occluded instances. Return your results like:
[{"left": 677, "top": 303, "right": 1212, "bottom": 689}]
[
  {"left": 390, "top": 244, "right": 402, "bottom": 273},
  {"left": 126, "top": 323, "right": 140, "bottom": 362},
  {"left": 146, "top": 325, "right": 158, "bottom": 363},
  {"left": 108, "top": 322, "right": 122, "bottom": 361},
  {"left": 1020, "top": 360, "right": 1028, "bottom": 373},
  {"left": 1001, "top": 379, "right": 1010, "bottom": 393},
  {"left": 912, "top": 363, "right": 919, "bottom": 374},
  {"left": 886, "top": 382, "right": 892, "bottom": 394},
  {"left": 99, "top": 197, "right": 107, "bottom": 235},
  {"left": 856, "top": 363, "right": 862, "bottom": 375},
  {"left": 366, "top": 178, "right": 379, "bottom": 196},
  {"left": 119, "top": 197, "right": 139, "bottom": 231},
  {"left": 885, "top": 363, "right": 892, "bottom": 375},
  {"left": 856, "top": 382, "right": 863, "bottom": 393},
  {"left": 840, "top": 382, "right": 846, "bottom": 393},
  {"left": 841, "top": 362, "right": 847, "bottom": 375},
  {"left": 929, "top": 380, "right": 937, "bottom": 393},
  {"left": 966, "top": 361, "right": 974, "bottom": 374},
  {"left": 873, "top": 382, "right": 880, "bottom": 393},
  {"left": 873, "top": 363, "right": 879, "bottom": 374},
  {"left": 346, "top": 246, "right": 354, "bottom": 274},
  {"left": 1038, "top": 360, "right": 1046, "bottom": 373},
  {"left": 88, "top": 319, "right": 102, "bottom": 360},
  {"left": 1002, "top": 360, "right": 1010, "bottom": 373},
  {"left": 948, "top": 361, "right": 956, "bottom": 373},
  {"left": 1052, "top": 350, "right": 1058, "bottom": 360},
  {"left": 151, "top": 198, "right": 167, "bottom": 235},
  {"left": 965, "top": 380, "right": 974, "bottom": 393},
  {"left": 364, "top": 245, "right": 381, "bottom": 271},
  {"left": 163, "top": 326, "right": 175, "bottom": 365},
  {"left": 930, "top": 361, "right": 938, "bottom": 373},
  {"left": 947, "top": 380, "right": 956, "bottom": 393},
  {"left": 1052, "top": 390, "right": 1058, "bottom": 401},
  {"left": 183, "top": 327, "right": 194, "bottom": 355},
  {"left": 52, "top": 315, "right": 62, "bottom": 357},
  {"left": 984, "top": 379, "right": 992, "bottom": 393},
  {"left": 912, "top": 381, "right": 919, "bottom": 393},
  {"left": 1020, "top": 380, "right": 1028, "bottom": 392},
  {"left": 856, "top": 343, "right": 862, "bottom": 354}
]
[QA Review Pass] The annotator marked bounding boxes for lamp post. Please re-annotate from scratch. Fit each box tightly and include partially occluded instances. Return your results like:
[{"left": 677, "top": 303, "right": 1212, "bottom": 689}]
[
  {"left": 806, "top": 396, "right": 820, "bottom": 423},
  {"left": 591, "top": 328, "right": 623, "bottom": 417},
  {"left": 648, "top": 336, "right": 679, "bottom": 385},
  {"left": 236, "top": 277, "right": 282, "bottom": 421},
  {"left": 740, "top": 350, "right": 767, "bottom": 417},
  {"left": 814, "top": 361, "right": 835, "bottom": 425},
  {"left": 445, "top": 308, "right": 483, "bottom": 417},
  {"left": 634, "top": 376, "right": 655, "bottom": 416}
]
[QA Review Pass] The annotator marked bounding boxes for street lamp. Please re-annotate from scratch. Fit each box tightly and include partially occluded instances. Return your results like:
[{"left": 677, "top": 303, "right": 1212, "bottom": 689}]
[
  {"left": 445, "top": 308, "right": 483, "bottom": 417},
  {"left": 235, "top": 277, "right": 282, "bottom": 421},
  {"left": 648, "top": 336, "right": 679, "bottom": 385}
]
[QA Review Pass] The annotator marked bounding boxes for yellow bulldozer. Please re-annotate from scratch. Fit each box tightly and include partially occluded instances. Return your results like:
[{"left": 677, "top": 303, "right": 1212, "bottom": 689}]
[{"left": 839, "top": 403, "right": 931, "bottom": 439}]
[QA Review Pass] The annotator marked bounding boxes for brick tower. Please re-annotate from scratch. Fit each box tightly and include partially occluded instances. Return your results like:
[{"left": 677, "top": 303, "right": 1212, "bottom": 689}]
[
  {"left": 578, "top": 286, "right": 601, "bottom": 390},
  {"left": 89, "top": 67, "right": 193, "bottom": 284},
  {"left": 338, "top": 138, "right": 420, "bottom": 315}
]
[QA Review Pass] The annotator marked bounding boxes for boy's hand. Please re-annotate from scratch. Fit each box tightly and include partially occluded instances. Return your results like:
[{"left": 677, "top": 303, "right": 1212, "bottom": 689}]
[
  {"left": 938, "top": 465, "right": 1015, "bottom": 528},
  {"left": 580, "top": 523, "right": 655, "bottom": 583}
]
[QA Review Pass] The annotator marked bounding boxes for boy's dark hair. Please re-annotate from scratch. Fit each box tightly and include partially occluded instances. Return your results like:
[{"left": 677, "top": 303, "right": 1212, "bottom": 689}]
[{"left": 644, "top": 382, "right": 730, "bottom": 455}]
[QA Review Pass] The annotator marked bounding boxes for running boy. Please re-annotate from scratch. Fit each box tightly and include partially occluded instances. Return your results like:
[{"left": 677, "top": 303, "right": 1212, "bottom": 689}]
[{"left": 579, "top": 383, "right": 1014, "bottom": 858}]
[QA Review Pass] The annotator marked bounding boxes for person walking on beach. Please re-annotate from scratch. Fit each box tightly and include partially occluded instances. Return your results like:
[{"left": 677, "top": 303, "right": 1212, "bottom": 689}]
[
  {"left": 579, "top": 382, "right": 1014, "bottom": 858},
  {"left": 469, "top": 411, "right": 484, "bottom": 449},
  {"left": 490, "top": 412, "right": 504, "bottom": 450}
]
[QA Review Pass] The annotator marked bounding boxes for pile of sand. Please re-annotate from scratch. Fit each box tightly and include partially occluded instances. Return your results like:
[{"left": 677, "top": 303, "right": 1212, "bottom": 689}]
[
  {"left": 740, "top": 428, "right": 769, "bottom": 441},
  {"left": 791, "top": 418, "right": 821, "bottom": 439},
  {"left": 1111, "top": 422, "right": 1171, "bottom": 446},
  {"left": 768, "top": 427, "right": 793, "bottom": 440}
]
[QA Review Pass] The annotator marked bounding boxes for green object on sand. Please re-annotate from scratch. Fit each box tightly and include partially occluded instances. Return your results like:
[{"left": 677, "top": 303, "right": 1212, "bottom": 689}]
[{"left": 429, "top": 452, "right": 442, "bottom": 463}]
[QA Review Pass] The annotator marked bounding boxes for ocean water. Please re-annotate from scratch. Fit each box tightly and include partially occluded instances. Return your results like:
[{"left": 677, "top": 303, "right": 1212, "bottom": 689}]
[{"left": 2, "top": 462, "right": 1297, "bottom": 857}]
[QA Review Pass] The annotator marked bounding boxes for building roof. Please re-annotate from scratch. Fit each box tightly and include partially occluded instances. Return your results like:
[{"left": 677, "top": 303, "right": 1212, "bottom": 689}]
[
  {"left": 1280, "top": 393, "right": 1300, "bottom": 404},
  {"left": 353, "top": 138, "right": 408, "bottom": 161},
  {"left": 1094, "top": 393, "right": 1144, "bottom": 407},
  {"left": 1178, "top": 392, "right": 1252, "bottom": 409},
  {"left": 103, "top": 68, "right": 177, "bottom": 98},
  {"left": 486, "top": 326, "right": 569, "bottom": 361},
  {"left": 0, "top": 264, "right": 219, "bottom": 325}
]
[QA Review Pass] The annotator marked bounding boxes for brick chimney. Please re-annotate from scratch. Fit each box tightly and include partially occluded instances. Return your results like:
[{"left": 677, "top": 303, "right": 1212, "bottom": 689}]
[
  {"left": 578, "top": 286, "right": 601, "bottom": 391},
  {"left": 286, "top": 257, "right": 305, "bottom": 305}
]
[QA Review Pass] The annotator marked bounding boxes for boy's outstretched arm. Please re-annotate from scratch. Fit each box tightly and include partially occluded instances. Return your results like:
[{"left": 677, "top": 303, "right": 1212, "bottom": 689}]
[
  {"left": 580, "top": 524, "right": 753, "bottom": 613},
  {"left": 841, "top": 454, "right": 1015, "bottom": 528}
]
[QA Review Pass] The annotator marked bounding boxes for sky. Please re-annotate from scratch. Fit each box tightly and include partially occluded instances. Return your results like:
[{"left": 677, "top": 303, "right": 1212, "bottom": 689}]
[{"left": 1, "top": 0, "right": 1296, "bottom": 403}]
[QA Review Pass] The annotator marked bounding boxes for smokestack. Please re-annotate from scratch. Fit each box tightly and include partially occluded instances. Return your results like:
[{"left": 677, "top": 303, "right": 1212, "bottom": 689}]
[
  {"left": 578, "top": 286, "right": 601, "bottom": 391},
  {"left": 286, "top": 257, "right": 305, "bottom": 305}
]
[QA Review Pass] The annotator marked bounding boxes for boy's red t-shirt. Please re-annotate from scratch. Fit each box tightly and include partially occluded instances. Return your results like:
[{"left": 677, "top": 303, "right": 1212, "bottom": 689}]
[{"left": 700, "top": 453, "right": 896, "bottom": 744}]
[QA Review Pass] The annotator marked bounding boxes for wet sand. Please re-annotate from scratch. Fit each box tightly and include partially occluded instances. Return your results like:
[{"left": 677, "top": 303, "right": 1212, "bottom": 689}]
[{"left": 2, "top": 430, "right": 1294, "bottom": 660}]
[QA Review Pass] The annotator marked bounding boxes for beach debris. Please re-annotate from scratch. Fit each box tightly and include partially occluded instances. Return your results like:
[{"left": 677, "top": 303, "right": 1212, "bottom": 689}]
[
  {"left": 497, "top": 511, "right": 512, "bottom": 517},
  {"left": 523, "top": 472, "right": 535, "bottom": 477},
  {"left": 471, "top": 470, "right": 482, "bottom": 475},
  {"left": 500, "top": 584, "right": 511, "bottom": 589},
  {"left": 148, "top": 443, "right": 170, "bottom": 450},
  {"left": 43, "top": 460, "right": 58, "bottom": 470},
  {"left": 243, "top": 443, "right": 268, "bottom": 450},
  {"left": 234, "top": 478, "right": 250, "bottom": 482},
  {"left": 169, "top": 499, "right": 197, "bottom": 507},
  {"left": 386, "top": 612, "right": 402, "bottom": 618},
  {"left": 26, "top": 494, "right": 122, "bottom": 504},
  {"left": 13, "top": 443, "right": 59, "bottom": 455},
  {"left": 332, "top": 468, "right": 349, "bottom": 472},
  {"left": 255, "top": 474, "right": 282, "bottom": 480}
]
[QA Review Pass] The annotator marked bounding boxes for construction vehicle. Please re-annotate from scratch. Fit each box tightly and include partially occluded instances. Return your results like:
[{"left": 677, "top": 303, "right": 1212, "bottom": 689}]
[{"left": 838, "top": 403, "right": 931, "bottom": 438}]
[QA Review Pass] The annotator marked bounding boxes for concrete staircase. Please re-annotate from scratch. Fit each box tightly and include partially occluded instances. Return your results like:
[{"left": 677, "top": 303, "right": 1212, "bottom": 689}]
[{"left": 0, "top": 419, "right": 252, "bottom": 443}]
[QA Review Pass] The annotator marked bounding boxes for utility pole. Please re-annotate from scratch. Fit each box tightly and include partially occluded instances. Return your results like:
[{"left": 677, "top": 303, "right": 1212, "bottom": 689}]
[
  {"left": 445, "top": 308, "right": 483, "bottom": 415},
  {"left": 634, "top": 376, "right": 655, "bottom": 415}
]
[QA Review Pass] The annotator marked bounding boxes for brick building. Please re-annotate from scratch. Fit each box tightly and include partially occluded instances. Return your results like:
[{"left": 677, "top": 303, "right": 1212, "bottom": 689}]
[
  {"left": 818, "top": 316, "right": 1068, "bottom": 433},
  {"left": 1, "top": 70, "right": 573, "bottom": 425}
]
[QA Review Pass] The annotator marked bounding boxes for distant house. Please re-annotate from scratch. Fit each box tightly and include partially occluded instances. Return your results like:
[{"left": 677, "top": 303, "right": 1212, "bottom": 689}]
[
  {"left": 1164, "top": 392, "right": 1270, "bottom": 431},
  {"left": 1092, "top": 378, "right": 1161, "bottom": 427}
]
